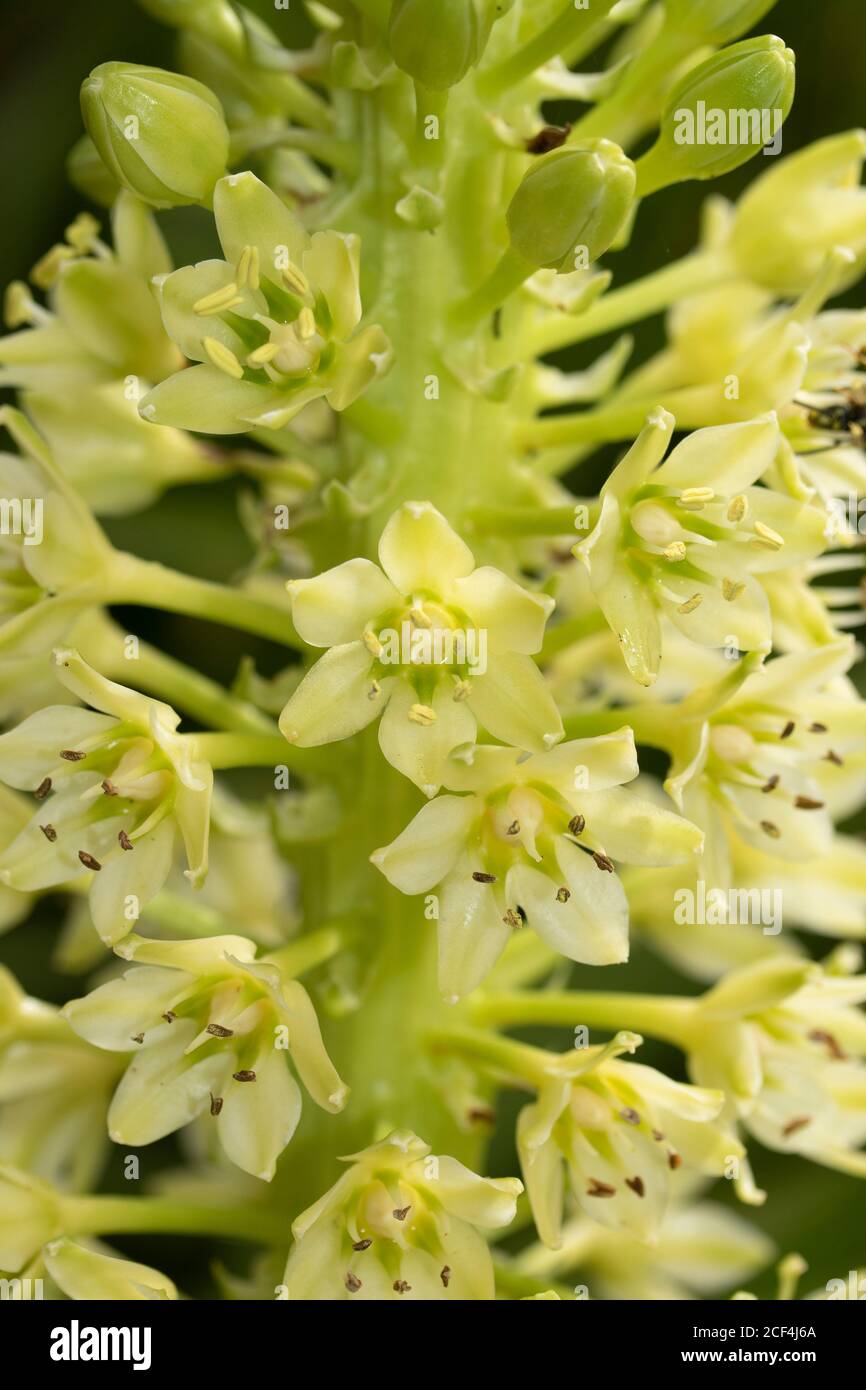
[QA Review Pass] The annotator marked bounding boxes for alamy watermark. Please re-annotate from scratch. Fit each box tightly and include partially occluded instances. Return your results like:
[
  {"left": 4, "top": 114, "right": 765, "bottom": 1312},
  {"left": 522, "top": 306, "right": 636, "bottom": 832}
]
[
  {"left": 372, "top": 620, "right": 488, "bottom": 675},
  {"left": 674, "top": 880, "right": 782, "bottom": 936},
  {"left": 0, "top": 496, "right": 42, "bottom": 545},
  {"left": 674, "top": 103, "right": 784, "bottom": 156}
]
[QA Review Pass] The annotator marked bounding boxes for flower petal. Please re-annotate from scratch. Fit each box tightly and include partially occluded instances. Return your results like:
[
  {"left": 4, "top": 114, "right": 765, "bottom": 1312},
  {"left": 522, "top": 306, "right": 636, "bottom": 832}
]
[
  {"left": 378, "top": 678, "right": 476, "bottom": 796},
  {"left": 370, "top": 794, "right": 479, "bottom": 894},
  {"left": 89, "top": 818, "right": 176, "bottom": 946},
  {"left": 289, "top": 558, "right": 399, "bottom": 647},
  {"left": 653, "top": 416, "right": 780, "bottom": 494},
  {"left": 508, "top": 852, "right": 629, "bottom": 966},
  {"left": 139, "top": 364, "right": 278, "bottom": 435},
  {"left": 467, "top": 653, "right": 563, "bottom": 752},
  {"left": 437, "top": 858, "right": 512, "bottom": 1000},
  {"left": 449, "top": 567, "right": 554, "bottom": 655},
  {"left": 213, "top": 171, "right": 309, "bottom": 280},
  {"left": 378, "top": 502, "right": 474, "bottom": 594},
  {"left": 279, "top": 642, "right": 391, "bottom": 746},
  {"left": 107, "top": 1021, "right": 230, "bottom": 1144},
  {"left": 217, "top": 1039, "right": 302, "bottom": 1180}
]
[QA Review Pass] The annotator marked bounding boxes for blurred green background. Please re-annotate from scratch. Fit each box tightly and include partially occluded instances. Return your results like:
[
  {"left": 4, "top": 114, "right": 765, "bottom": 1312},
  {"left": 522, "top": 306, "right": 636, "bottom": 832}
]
[{"left": 0, "top": 0, "right": 864, "bottom": 1298}]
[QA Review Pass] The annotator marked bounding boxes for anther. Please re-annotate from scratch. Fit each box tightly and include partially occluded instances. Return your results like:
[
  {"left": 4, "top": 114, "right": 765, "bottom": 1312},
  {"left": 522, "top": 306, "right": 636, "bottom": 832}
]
[
  {"left": 727, "top": 494, "right": 748, "bottom": 523},
  {"left": 40, "top": 824, "right": 57, "bottom": 842},
  {"left": 60, "top": 749, "right": 86, "bottom": 761},
  {"left": 118, "top": 830, "right": 134, "bottom": 851},
  {"left": 297, "top": 306, "right": 317, "bottom": 340},
  {"left": 587, "top": 1178, "right": 616, "bottom": 1197},
  {"left": 752, "top": 520, "right": 785, "bottom": 550},
  {"left": 625, "top": 1176, "right": 645, "bottom": 1197},
  {"left": 78, "top": 851, "right": 101, "bottom": 871},
  {"left": 352, "top": 1239, "right": 372, "bottom": 1251},
  {"left": 392, "top": 1206, "right": 411, "bottom": 1221},
  {"left": 472, "top": 871, "right": 496, "bottom": 883},
  {"left": 206, "top": 1023, "right": 235, "bottom": 1038},
  {"left": 101, "top": 779, "right": 118, "bottom": 796},
  {"left": 567, "top": 814, "right": 585, "bottom": 836},
  {"left": 795, "top": 795, "right": 824, "bottom": 810},
  {"left": 362, "top": 630, "right": 383, "bottom": 657},
  {"left": 34, "top": 777, "right": 52, "bottom": 799},
  {"left": 345, "top": 1272, "right": 362, "bottom": 1293},
  {"left": 210, "top": 1094, "right": 223, "bottom": 1116},
  {"left": 780, "top": 720, "right": 795, "bottom": 739},
  {"left": 408, "top": 703, "right": 436, "bottom": 725},
  {"left": 203, "top": 336, "right": 245, "bottom": 380},
  {"left": 247, "top": 342, "right": 280, "bottom": 367},
  {"left": 193, "top": 282, "right": 242, "bottom": 315},
  {"left": 592, "top": 851, "right": 614, "bottom": 872},
  {"left": 232, "top": 1070, "right": 257, "bottom": 1082},
  {"left": 678, "top": 486, "right": 715, "bottom": 510},
  {"left": 760, "top": 821, "right": 781, "bottom": 839},
  {"left": 722, "top": 578, "right": 745, "bottom": 601},
  {"left": 663, "top": 541, "right": 687, "bottom": 561},
  {"left": 676, "top": 593, "right": 702, "bottom": 614},
  {"left": 556, "top": 886, "right": 570, "bottom": 903}
]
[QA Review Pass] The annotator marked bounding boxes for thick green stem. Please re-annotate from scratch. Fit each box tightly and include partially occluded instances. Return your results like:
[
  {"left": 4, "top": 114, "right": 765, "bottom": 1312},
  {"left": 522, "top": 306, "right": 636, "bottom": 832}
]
[
  {"left": 64, "top": 1195, "right": 284, "bottom": 1245},
  {"left": 478, "top": 2, "right": 618, "bottom": 99},
  {"left": 526, "top": 250, "right": 729, "bottom": 356},
  {"left": 107, "top": 553, "right": 301, "bottom": 649},
  {"left": 190, "top": 731, "right": 304, "bottom": 771},
  {"left": 470, "top": 990, "right": 697, "bottom": 1047}
]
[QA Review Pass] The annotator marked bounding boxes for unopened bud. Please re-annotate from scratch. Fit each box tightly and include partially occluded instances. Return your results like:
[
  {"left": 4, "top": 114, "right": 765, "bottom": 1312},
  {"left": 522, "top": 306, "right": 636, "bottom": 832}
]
[
  {"left": 635, "top": 36, "right": 796, "bottom": 196},
  {"left": 80, "top": 62, "right": 230, "bottom": 208},
  {"left": 389, "top": 0, "right": 480, "bottom": 91},
  {"left": 507, "top": 140, "right": 636, "bottom": 271}
]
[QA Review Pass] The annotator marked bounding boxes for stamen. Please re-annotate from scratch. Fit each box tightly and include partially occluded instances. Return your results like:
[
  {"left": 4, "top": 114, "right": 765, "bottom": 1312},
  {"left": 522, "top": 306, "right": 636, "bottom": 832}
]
[
  {"left": 780, "top": 720, "right": 795, "bottom": 739},
  {"left": 203, "top": 336, "right": 245, "bottom": 380},
  {"left": 472, "top": 871, "right": 497, "bottom": 883},
  {"left": 625, "top": 1176, "right": 645, "bottom": 1197},
  {"left": 368, "top": 681, "right": 381, "bottom": 700},
  {"left": 247, "top": 342, "right": 280, "bottom": 367},
  {"left": 118, "top": 830, "right": 134, "bottom": 851},
  {"left": 663, "top": 541, "right": 687, "bottom": 561},
  {"left": 452, "top": 679, "right": 472, "bottom": 701},
  {"left": 825, "top": 749, "right": 844, "bottom": 765},
  {"left": 393, "top": 1280, "right": 411, "bottom": 1294},
  {"left": 586, "top": 1178, "right": 616, "bottom": 1197},
  {"left": 34, "top": 777, "right": 52, "bottom": 799},
  {"left": 163, "top": 1011, "right": 176, "bottom": 1023},
  {"left": 409, "top": 605, "right": 433, "bottom": 629},
  {"left": 60, "top": 749, "right": 86, "bottom": 761},
  {"left": 78, "top": 851, "right": 101, "bottom": 871},
  {"left": 4, "top": 281, "right": 38, "bottom": 328},
  {"left": 193, "top": 282, "right": 242, "bottom": 315},
  {"left": 782, "top": 1116, "right": 811, "bottom": 1137},
  {"left": 408, "top": 702, "right": 437, "bottom": 725},
  {"left": 795, "top": 795, "right": 824, "bottom": 810},
  {"left": 345, "top": 1272, "right": 362, "bottom": 1293},
  {"left": 668, "top": 1150, "right": 682, "bottom": 1170},
  {"left": 676, "top": 594, "right": 702, "bottom": 614},
  {"left": 760, "top": 821, "right": 781, "bottom": 839},
  {"left": 30, "top": 244, "right": 75, "bottom": 289},
  {"left": 503, "top": 908, "right": 522, "bottom": 928},
  {"left": 752, "top": 520, "right": 785, "bottom": 550},
  {"left": 210, "top": 1093, "right": 223, "bottom": 1116},
  {"left": 807, "top": 1028, "right": 847, "bottom": 1060},
  {"left": 206, "top": 1023, "right": 234, "bottom": 1038},
  {"left": 556, "top": 886, "right": 570, "bottom": 903},
  {"left": 592, "top": 851, "right": 614, "bottom": 872},
  {"left": 352, "top": 1239, "right": 372, "bottom": 1252},
  {"left": 65, "top": 212, "right": 101, "bottom": 253},
  {"left": 678, "top": 486, "right": 715, "bottom": 510},
  {"left": 362, "top": 630, "right": 383, "bottom": 657},
  {"left": 101, "top": 779, "right": 118, "bottom": 796},
  {"left": 131, "top": 1033, "right": 145, "bottom": 1045},
  {"left": 567, "top": 814, "right": 586, "bottom": 836},
  {"left": 440, "top": 1267, "right": 451, "bottom": 1288},
  {"left": 40, "top": 824, "right": 57, "bottom": 842},
  {"left": 282, "top": 264, "right": 310, "bottom": 297},
  {"left": 722, "top": 578, "right": 745, "bottom": 601},
  {"left": 507, "top": 821, "right": 520, "bottom": 835},
  {"left": 808, "top": 721, "right": 828, "bottom": 733},
  {"left": 232, "top": 1070, "right": 257, "bottom": 1082},
  {"left": 392, "top": 1205, "right": 411, "bottom": 1221},
  {"left": 727, "top": 494, "right": 748, "bottom": 523},
  {"left": 298, "top": 306, "right": 317, "bottom": 340},
  {"left": 761, "top": 774, "right": 780, "bottom": 793},
  {"left": 236, "top": 245, "right": 260, "bottom": 291},
  {"left": 620, "top": 1107, "right": 641, "bottom": 1126}
]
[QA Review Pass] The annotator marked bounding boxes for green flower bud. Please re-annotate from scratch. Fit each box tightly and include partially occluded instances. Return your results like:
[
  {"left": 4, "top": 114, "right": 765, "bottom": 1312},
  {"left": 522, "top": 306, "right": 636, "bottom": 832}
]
[
  {"left": 506, "top": 141, "right": 637, "bottom": 272},
  {"left": 80, "top": 62, "right": 230, "bottom": 208},
  {"left": 66, "top": 135, "right": 120, "bottom": 207},
  {"left": 663, "top": 0, "right": 782, "bottom": 45},
  {"left": 389, "top": 0, "right": 480, "bottom": 91},
  {"left": 636, "top": 36, "right": 796, "bottom": 196}
]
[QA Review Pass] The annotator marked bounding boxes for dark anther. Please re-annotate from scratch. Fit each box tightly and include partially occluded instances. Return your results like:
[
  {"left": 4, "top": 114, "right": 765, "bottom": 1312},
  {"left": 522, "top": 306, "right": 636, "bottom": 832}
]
[{"left": 78, "top": 850, "right": 101, "bottom": 871}]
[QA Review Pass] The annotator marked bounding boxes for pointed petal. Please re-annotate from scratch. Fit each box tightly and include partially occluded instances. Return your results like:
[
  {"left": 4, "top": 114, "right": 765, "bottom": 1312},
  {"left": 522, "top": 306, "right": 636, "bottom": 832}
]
[
  {"left": 278, "top": 642, "right": 390, "bottom": 746},
  {"left": 370, "top": 794, "right": 479, "bottom": 894},
  {"left": 437, "top": 859, "right": 512, "bottom": 1000},
  {"left": 449, "top": 567, "right": 554, "bottom": 655},
  {"left": 508, "top": 852, "right": 629, "bottom": 966},
  {"left": 217, "top": 1040, "right": 302, "bottom": 1180},
  {"left": 467, "top": 653, "right": 563, "bottom": 752},
  {"left": 139, "top": 364, "right": 278, "bottom": 435}
]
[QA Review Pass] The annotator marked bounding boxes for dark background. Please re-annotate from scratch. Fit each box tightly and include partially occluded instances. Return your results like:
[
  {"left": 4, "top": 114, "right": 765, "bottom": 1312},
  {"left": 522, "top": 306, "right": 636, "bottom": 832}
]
[{"left": 0, "top": 0, "right": 863, "bottom": 1298}]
